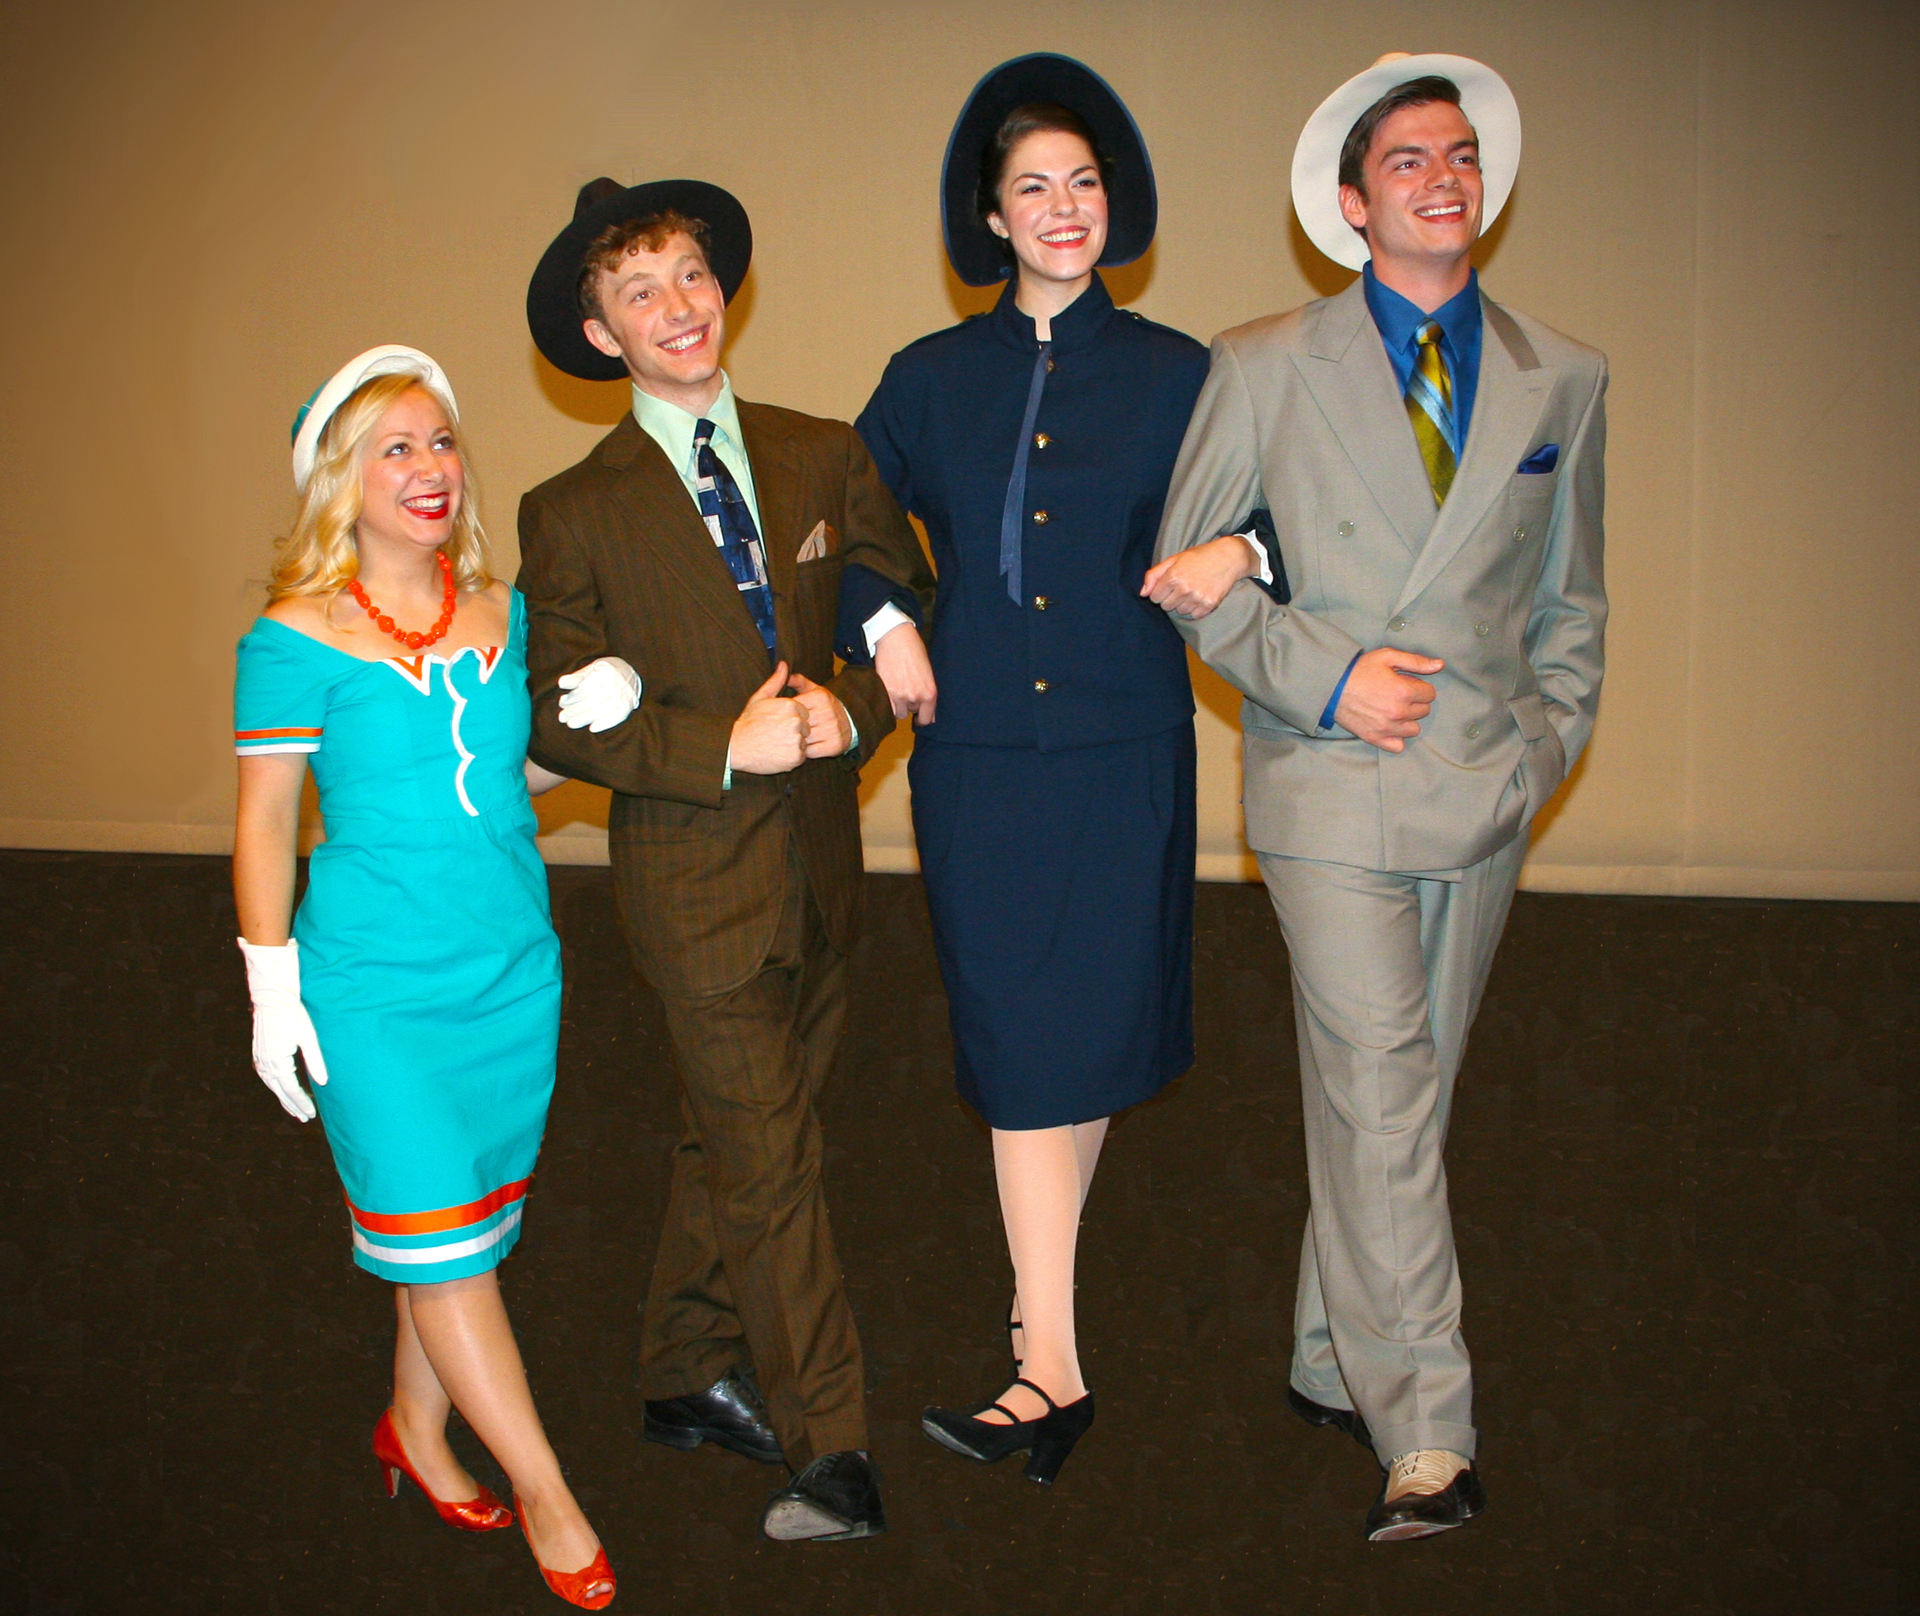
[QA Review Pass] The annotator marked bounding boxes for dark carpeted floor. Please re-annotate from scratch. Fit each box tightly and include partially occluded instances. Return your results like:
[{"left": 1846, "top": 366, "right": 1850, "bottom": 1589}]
[{"left": 0, "top": 850, "right": 1912, "bottom": 1614}]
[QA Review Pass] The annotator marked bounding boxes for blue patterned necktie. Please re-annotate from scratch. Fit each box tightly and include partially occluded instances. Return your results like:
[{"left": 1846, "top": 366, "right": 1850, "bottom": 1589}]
[{"left": 693, "top": 418, "right": 777, "bottom": 654}]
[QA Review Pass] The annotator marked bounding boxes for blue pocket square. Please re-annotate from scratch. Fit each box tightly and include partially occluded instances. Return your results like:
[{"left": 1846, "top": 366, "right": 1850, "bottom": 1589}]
[{"left": 1517, "top": 443, "right": 1560, "bottom": 474}]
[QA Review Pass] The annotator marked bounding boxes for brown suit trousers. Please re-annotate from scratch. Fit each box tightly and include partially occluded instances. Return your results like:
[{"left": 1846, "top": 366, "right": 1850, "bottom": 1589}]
[{"left": 518, "top": 402, "right": 933, "bottom": 1465}]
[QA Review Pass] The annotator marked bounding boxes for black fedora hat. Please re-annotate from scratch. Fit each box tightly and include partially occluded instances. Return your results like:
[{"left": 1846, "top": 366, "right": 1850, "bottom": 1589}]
[
  {"left": 527, "top": 178, "right": 752, "bottom": 381},
  {"left": 941, "top": 54, "right": 1157, "bottom": 288}
]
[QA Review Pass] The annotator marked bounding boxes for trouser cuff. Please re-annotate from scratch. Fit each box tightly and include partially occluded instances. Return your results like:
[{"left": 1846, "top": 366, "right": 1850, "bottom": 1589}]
[
  {"left": 1289, "top": 1371, "right": 1355, "bottom": 1412},
  {"left": 781, "top": 1420, "right": 870, "bottom": 1473},
  {"left": 1371, "top": 1418, "right": 1477, "bottom": 1468},
  {"left": 638, "top": 1345, "right": 740, "bottom": 1404}
]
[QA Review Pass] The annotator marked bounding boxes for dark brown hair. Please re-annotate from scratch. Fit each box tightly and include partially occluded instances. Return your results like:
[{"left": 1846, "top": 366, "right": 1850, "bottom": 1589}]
[
  {"left": 975, "top": 101, "right": 1113, "bottom": 228},
  {"left": 576, "top": 209, "right": 714, "bottom": 324},
  {"left": 1337, "top": 75, "right": 1465, "bottom": 200}
]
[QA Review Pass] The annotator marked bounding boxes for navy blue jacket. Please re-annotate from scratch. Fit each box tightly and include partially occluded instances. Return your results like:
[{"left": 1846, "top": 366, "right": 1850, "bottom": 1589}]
[{"left": 850, "top": 275, "right": 1208, "bottom": 752}]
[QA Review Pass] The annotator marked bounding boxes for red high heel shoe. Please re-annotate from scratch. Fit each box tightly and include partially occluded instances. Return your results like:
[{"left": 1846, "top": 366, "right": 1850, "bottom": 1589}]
[
  {"left": 517, "top": 1501, "right": 615, "bottom": 1610},
  {"left": 372, "top": 1408, "right": 513, "bottom": 1531}
]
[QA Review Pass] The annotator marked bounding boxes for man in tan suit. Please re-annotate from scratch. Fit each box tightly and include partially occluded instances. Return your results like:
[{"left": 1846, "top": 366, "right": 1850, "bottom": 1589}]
[
  {"left": 1148, "top": 56, "right": 1607, "bottom": 1540},
  {"left": 518, "top": 178, "right": 932, "bottom": 1542}
]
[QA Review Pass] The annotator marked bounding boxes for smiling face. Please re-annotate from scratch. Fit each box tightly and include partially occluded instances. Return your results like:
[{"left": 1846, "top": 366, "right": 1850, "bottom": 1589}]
[
  {"left": 353, "top": 386, "right": 463, "bottom": 554},
  {"left": 987, "top": 127, "right": 1110, "bottom": 289},
  {"left": 1338, "top": 98, "right": 1483, "bottom": 278},
  {"left": 583, "top": 230, "right": 727, "bottom": 409}
]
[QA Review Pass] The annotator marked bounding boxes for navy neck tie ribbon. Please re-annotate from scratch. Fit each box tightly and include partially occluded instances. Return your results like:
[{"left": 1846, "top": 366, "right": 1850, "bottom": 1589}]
[
  {"left": 997, "top": 341, "right": 1052, "bottom": 606},
  {"left": 693, "top": 418, "right": 778, "bottom": 655}
]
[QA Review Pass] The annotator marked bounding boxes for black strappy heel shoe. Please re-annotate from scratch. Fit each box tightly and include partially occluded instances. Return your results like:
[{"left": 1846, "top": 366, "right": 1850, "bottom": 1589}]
[{"left": 921, "top": 1378, "right": 1097, "bottom": 1486}]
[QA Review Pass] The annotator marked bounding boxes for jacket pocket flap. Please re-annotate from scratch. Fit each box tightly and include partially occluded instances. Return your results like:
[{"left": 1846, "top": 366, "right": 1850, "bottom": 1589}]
[{"left": 1507, "top": 692, "right": 1552, "bottom": 742}]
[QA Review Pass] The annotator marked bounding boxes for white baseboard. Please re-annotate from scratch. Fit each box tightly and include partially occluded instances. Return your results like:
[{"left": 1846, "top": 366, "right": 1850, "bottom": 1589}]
[
  {"left": 0, "top": 819, "right": 240, "bottom": 855},
  {"left": 2, "top": 820, "right": 1914, "bottom": 902},
  {"left": 862, "top": 841, "right": 1264, "bottom": 882},
  {"left": 1516, "top": 863, "right": 1920, "bottom": 902}
]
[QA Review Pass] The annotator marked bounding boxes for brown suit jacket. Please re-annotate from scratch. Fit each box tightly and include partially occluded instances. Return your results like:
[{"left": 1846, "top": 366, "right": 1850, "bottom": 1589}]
[{"left": 518, "top": 403, "right": 934, "bottom": 998}]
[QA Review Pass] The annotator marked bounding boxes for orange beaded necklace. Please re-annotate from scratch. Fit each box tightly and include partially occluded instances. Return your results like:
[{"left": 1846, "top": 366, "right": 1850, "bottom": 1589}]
[{"left": 349, "top": 550, "right": 457, "bottom": 650}]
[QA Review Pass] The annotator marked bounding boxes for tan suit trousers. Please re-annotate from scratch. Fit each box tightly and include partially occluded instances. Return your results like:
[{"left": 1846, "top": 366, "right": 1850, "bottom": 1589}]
[
  {"left": 628, "top": 842, "right": 866, "bottom": 1468},
  {"left": 1258, "top": 832, "right": 1526, "bottom": 1466}
]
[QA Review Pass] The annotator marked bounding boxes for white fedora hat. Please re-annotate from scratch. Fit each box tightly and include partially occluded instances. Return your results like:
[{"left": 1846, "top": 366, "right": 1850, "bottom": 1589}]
[
  {"left": 1291, "top": 52, "right": 1521, "bottom": 272},
  {"left": 290, "top": 344, "right": 457, "bottom": 491}
]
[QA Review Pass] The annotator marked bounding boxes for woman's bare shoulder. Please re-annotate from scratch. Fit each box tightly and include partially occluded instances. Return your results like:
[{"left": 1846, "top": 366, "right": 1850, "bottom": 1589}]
[{"left": 261, "top": 593, "right": 337, "bottom": 632}]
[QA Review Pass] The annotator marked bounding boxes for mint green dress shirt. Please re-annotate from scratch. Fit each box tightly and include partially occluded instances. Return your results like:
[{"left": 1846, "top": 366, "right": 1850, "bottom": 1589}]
[{"left": 630, "top": 372, "right": 763, "bottom": 534}]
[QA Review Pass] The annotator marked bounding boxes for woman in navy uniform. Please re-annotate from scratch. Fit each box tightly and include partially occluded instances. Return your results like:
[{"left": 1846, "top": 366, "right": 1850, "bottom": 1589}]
[{"left": 840, "top": 55, "right": 1261, "bottom": 1484}]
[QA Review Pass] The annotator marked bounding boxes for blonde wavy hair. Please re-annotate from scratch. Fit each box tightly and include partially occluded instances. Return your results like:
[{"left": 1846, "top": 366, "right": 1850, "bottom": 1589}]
[{"left": 268, "top": 371, "right": 492, "bottom": 602}]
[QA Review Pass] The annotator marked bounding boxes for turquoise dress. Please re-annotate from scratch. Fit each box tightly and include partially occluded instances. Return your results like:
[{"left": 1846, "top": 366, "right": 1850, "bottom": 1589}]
[{"left": 233, "top": 590, "right": 560, "bottom": 1283}]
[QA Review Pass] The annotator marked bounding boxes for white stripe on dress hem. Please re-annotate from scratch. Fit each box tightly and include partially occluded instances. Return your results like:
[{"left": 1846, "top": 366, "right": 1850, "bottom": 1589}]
[{"left": 352, "top": 1206, "right": 522, "bottom": 1265}]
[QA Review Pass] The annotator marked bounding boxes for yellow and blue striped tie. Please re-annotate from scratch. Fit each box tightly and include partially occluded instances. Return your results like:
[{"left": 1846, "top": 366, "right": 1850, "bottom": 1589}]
[{"left": 1406, "top": 320, "right": 1458, "bottom": 505}]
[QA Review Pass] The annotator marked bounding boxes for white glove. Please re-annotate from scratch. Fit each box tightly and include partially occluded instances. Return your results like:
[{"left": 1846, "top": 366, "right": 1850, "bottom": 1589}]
[
  {"left": 236, "top": 937, "right": 329, "bottom": 1122},
  {"left": 556, "top": 656, "right": 642, "bottom": 732}
]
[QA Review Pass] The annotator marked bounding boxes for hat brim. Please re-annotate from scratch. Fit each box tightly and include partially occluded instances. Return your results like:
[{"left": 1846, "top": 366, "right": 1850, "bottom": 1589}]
[
  {"left": 1291, "top": 54, "right": 1520, "bottom": 273},
  {"left": 941, "top": 54, "right": 1157, "bottom": 288},
  {"left": 527, "top": 179, "right": 752, "bottom": 382},
  {"left": 292, "top": 345, "right": 455, "bottom": 491}
]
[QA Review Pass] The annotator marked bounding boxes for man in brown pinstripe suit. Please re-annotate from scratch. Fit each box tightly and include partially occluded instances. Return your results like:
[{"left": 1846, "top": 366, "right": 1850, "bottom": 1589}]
[{"left": 519, "top": 177, "right": 933, "bottom": 1543}]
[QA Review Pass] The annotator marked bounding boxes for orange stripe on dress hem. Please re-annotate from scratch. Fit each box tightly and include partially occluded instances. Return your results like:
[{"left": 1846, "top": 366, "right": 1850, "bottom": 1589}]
[
  {"left": 236, "top": 727, "right": 323, "bottom": 739},
  {"left": 345, "top": 1175, "right": 532, "bottom": 1236}
]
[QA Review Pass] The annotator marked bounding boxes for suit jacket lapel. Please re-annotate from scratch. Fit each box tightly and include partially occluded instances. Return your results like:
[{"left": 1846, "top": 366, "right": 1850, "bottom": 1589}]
[
  {"left": 737, "top": 401, "right": 803, "bottom": 658},
  {"left": 1293, "top": 278, "right": 1434, "bottom": 556},
  {"left": 1389, "top": 295, "right": 1560, "bottom": 616},
  {"left": 599, "top": 415, "right": 769, "bottom": 663}
]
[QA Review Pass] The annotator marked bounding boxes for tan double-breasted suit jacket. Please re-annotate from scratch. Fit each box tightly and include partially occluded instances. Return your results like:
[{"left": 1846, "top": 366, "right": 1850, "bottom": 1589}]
[{"left": 1156, "top": 276, "right": 1607, "bottom": 873}]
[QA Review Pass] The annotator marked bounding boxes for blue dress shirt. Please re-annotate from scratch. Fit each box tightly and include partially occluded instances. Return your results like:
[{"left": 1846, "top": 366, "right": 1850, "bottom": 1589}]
[{"left": 1361, "top": 262, "right": 1483, "bottom": 455}]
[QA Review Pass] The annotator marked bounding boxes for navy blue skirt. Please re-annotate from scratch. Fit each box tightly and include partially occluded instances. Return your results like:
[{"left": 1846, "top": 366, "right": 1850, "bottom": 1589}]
[{"left": 909, "top": 724, "right": 1196, "bottom": 1129}]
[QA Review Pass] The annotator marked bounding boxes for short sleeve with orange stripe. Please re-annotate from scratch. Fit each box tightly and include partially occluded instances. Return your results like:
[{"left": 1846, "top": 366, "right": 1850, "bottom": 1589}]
[{"left": 234, "top": 624, "right": 333, "bottom": 756}]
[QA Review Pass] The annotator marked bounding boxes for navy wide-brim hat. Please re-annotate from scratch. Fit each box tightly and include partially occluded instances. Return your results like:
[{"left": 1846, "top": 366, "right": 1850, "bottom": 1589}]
[
  {"left": 527, "top": 178, "right": 752, "bottom": 381},
  {"left": 941, "top": 53, "right": 1157, "bottom": 288}
]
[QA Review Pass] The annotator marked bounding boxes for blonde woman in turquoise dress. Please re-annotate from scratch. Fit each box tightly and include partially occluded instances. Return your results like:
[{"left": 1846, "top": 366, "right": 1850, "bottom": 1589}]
[{"left": 232, "top": 347, "right": 638, "bottom": 1609}]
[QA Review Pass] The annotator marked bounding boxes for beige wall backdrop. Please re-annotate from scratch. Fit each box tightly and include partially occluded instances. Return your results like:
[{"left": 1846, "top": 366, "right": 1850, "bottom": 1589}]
[{"left": 2, "top": 0, "right": 1915, "bottom": 899}]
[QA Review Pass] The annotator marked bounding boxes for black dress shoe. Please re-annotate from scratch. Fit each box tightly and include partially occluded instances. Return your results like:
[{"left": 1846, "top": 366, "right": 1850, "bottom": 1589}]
[
  {"left": 762, "top": 1450, "right": 886, "bottom": 1542},
  {"left": 1286, "top": 1385, "right": 1374, "bottom": 1453},
  {"left": 1364, "top": 1459, "right": 1485, "bottom": 1542},
  {"left": 644, "top": 1367, "right": 784, "bottom": 1465}
]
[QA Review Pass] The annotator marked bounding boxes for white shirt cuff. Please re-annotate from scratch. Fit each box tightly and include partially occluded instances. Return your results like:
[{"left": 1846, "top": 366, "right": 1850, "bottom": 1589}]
[
  {"left": 863, "top": 602, "right": 914, "bottom": 656},
  {"left": 1239, "top": 530, "right": 1273, "bottom": 586}
]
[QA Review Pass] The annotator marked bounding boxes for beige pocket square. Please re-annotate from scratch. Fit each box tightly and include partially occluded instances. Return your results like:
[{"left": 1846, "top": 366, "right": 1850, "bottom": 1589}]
[{"left": 796, "top": 520, "right": 829, "bottom": 563}]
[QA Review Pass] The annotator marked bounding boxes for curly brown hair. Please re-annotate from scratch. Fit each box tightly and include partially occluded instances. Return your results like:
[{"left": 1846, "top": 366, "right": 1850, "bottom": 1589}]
[{"left": 576, "top": 209, "right": 714, "bottom": 325}]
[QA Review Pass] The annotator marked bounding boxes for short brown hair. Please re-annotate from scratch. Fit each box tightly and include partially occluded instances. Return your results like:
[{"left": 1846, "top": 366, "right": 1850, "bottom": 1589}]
[
  {"left": 576, "top": 209, "right": 714, "bottom": 324},
  {"left": 976, "top": 101, "right": 1113, "bottom": 227},
  {"left": 1337, "top": 75, "right": 1465, "bottom": 200}
]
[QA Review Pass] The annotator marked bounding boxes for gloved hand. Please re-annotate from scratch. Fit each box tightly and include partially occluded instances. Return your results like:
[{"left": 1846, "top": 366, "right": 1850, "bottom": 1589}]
[
  {"left": 236, "top": 937, "right": 329, "bottom": 1122},
  {"left": 556, "top": 656, "right": 642, "bottom": 733}
]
